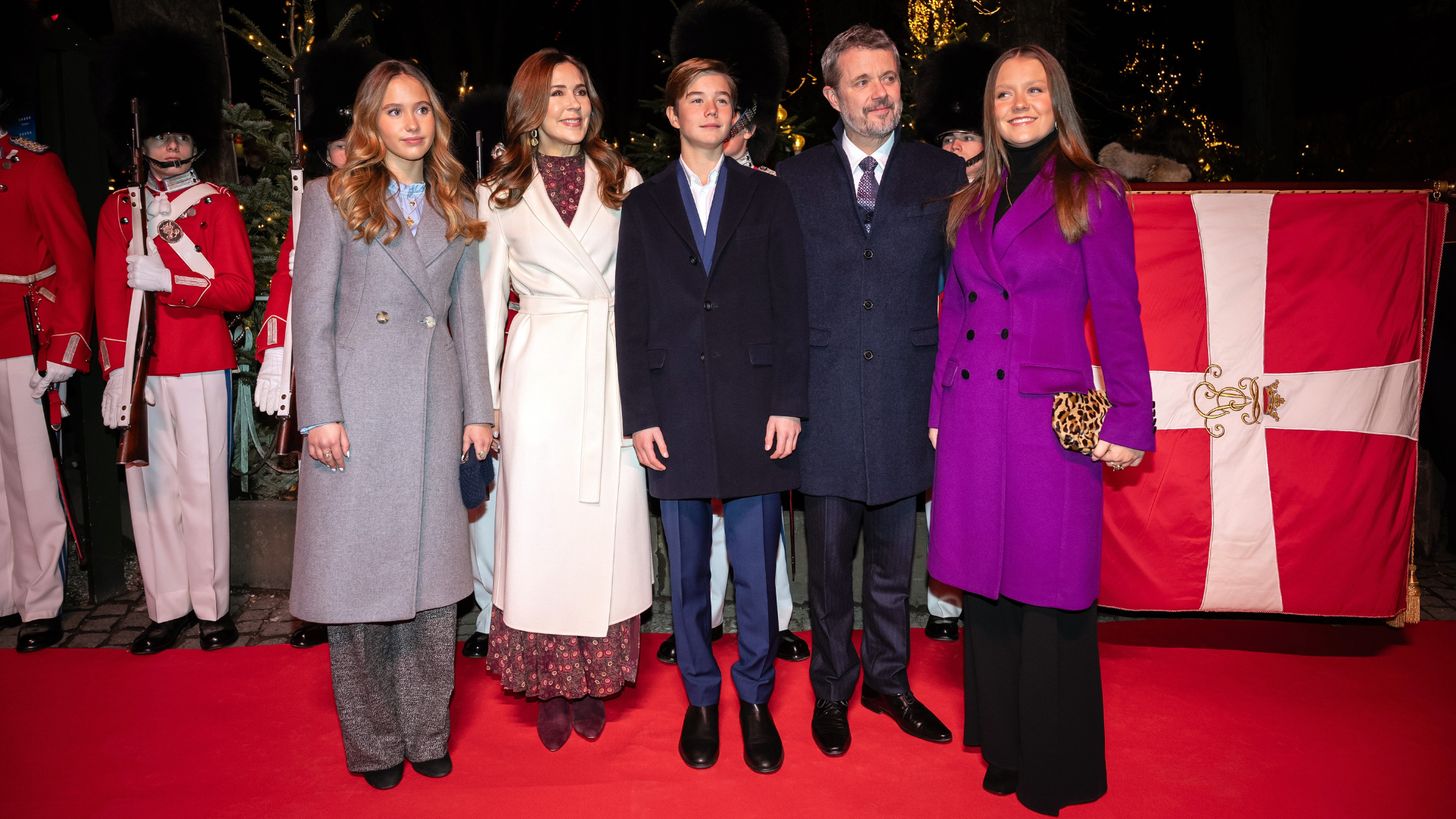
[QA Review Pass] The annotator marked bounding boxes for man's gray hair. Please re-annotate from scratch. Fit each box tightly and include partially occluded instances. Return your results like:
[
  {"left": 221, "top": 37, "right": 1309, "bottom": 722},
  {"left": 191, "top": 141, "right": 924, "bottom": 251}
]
[{"left": 820, "top": 24, "right": 900, "bottom": 89}]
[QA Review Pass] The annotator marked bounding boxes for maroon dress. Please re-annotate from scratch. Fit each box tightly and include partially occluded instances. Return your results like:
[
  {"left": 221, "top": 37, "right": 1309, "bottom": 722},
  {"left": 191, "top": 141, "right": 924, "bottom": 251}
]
[{"left": 484, "top": 152, "right": 641, "bottom": 700}]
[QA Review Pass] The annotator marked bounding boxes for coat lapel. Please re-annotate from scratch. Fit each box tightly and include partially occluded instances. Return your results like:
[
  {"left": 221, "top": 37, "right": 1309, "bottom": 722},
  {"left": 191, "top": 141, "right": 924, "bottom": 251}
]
[
  {"left": 416, "top": 196, "right": 450, "bottom": 268},
  {"left": 992, "top": 159, "right": 1056, "bottom": 261},
  {"left": 379, "top": 197, "right": 432, "bottom": 303},
  {"left": 647, "top": 166, "right": 700, "bottom": 259},
  {"left": 522, "top": 165, "right": 610, "bottom": 298},
  {"left": 708, "top": 161, "right": 754, "bottom": 279}
]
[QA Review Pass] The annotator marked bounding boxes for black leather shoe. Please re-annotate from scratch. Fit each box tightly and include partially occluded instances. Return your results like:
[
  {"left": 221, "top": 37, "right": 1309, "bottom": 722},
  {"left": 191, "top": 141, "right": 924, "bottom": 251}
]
[
  {"left": 861, "top": 687, "right": 952, "bottom": 743},
  {"left": 199, "top": 613, "right": 239, "bottom": 651},
  {"left": 362, "top": 761, "right": 405, "bottom": 790},
  {"left": 811, "top": 698, "right": 851, "bottom": 756},
  {"left": 15, "top": 616, "right": 63, "bottom": 653},
  {"left": 678, "top": 704, "right": 719, "bottom": 769},
  {"left": 290, "top": 622, "right": 328, "bottom": 648},
  {"left": 461, "top": 631, "right": 489, "bottom": 658},
  {"left": 776, "top": 630, "right": 810, "bottom": 661},
  {"left": 656, "top": 634, "right": 677, "bottom": 664},
  {"left": 739, "top": 701, "right": 784, "bottom": 773},
  {"left": 925, "top": 615, "right": 959, "bottom": 642},
  {"left": 983, "top": 763, "right": 1019, "bottom": 796},
  {"left": 129, "top": 613, "right": 196, "bottom": 655},
  {"left": 411, "top": 752, "right": 452, "bottom": 778},
  {"left": 0, "top": 613, "right": 20, "bottom": 630}
]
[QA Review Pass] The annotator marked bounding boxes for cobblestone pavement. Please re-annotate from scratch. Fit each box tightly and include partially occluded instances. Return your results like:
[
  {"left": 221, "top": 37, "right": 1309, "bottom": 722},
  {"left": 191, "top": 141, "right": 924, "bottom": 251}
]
[{"left": 3, "top": 552, "right": 1453, "bottom": 651}]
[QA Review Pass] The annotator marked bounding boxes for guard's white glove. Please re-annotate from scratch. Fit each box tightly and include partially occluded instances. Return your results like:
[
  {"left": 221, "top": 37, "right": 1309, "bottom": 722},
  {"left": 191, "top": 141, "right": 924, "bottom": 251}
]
[
  {"left": 254, "top": 348, "right": 286, "bottom": 415},
  {"left": 101, "top": 375, "right": 154, "bottom": 428},
  {"left": 125, "top": 253, "right": 173, "bottom": 292},
  {"left": 29, "top": 364, "right": 77, "bottom": 399}
]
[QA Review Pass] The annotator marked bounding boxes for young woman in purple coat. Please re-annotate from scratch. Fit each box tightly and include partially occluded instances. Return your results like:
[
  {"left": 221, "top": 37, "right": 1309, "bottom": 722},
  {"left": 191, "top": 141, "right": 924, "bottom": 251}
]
[{"left": 927, "top": 45, "right": 1155, "bottom": 815}]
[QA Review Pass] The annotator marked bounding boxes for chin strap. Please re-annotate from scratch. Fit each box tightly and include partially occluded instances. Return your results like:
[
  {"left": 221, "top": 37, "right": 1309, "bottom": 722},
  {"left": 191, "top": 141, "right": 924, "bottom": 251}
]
[{"left": 146, "top": 148, "right": 206, "bottom": 170}]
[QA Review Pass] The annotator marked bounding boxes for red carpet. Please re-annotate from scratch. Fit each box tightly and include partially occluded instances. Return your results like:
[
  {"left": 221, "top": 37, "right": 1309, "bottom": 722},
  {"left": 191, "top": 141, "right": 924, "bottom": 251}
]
[{"left": 5, "top": 622, "right": 1454, "bottom": 818}]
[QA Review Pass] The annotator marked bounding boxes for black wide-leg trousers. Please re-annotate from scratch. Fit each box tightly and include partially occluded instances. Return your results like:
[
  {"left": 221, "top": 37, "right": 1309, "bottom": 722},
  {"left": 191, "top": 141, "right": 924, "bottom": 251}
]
[{"left": 963, "top": 592, "right": 1107, "bottom": 816}]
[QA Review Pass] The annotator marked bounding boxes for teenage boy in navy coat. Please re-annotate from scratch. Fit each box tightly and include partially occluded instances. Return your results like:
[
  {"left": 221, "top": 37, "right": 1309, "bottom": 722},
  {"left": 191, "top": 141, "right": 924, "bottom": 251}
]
[{"left": 616, "top": 58, "right": 808, "bottom": 775}]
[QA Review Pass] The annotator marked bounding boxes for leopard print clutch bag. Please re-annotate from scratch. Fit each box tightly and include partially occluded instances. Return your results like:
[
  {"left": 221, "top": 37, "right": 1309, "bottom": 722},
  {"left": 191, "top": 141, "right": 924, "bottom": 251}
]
[{"left": 1052, "top": 390, "right": 1112, "bottom": 454}]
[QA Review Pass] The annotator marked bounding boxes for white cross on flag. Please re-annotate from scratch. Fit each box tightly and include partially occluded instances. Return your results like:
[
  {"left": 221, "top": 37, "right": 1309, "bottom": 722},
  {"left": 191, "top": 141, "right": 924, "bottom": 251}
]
[{"left": 1097, "top": 191, "right": 1445, "bottom": 617}]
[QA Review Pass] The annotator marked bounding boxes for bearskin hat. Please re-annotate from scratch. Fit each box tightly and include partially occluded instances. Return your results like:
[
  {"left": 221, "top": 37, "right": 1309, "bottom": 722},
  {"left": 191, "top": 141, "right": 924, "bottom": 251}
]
[
  {"left": 96, "top": 24, "right": 224, "bottom": 156},
  {"left": 296, "top": 39, "right": 385, "bottom": 155},
  {"left": 914, "top": 37, "right": 1000, "bottom": 142},
  {"left": 670, "top": 0, "right": 790, "bottom": 163},
  {"left": 449, "top": 85, "right": 508, "bottom": 187}
]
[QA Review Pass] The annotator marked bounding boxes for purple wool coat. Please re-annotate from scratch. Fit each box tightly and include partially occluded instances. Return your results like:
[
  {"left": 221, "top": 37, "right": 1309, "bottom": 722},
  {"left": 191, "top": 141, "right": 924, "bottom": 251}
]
[{"left": 927, "top": 163, "right": 1155, "bottom": 611}]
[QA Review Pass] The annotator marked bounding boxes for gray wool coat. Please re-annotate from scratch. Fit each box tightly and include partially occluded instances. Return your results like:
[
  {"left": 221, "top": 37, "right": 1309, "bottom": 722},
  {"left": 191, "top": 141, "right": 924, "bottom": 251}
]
[{"left": 288, "top": 178, "right": 491, "bottom": 624}]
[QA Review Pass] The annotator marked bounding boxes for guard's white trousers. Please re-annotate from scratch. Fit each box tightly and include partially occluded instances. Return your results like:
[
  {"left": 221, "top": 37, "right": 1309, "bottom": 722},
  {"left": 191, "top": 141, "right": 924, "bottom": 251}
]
[
  {"left": 0, "top": 356, "right": 66, "bottom": 621},
  {"left": 925, "top": 499, "right": 963, "bottom": 618},
  {"left": 709, "top": 510, "right": 793, "bottom": 631},
  {"left": 467, "top": 479, "right": 498, "bottom": 634},
  {"left": 126, "top": 371, "right": 230, "bottom": 622}
]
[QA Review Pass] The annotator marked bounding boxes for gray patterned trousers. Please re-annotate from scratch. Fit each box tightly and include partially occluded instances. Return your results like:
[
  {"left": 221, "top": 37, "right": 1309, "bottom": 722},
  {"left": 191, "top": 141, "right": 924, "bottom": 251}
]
[{"left": 327, "top": 603, "right": 457, "bottom": 772}]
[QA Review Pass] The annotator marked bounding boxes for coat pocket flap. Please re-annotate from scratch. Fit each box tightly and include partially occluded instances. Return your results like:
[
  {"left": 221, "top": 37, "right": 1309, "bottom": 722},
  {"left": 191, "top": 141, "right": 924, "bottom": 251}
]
[
  {"left": 940, "top": 358, "right": 960, "bottom": 388},
  {"left": 748, "top": 343, "right": 774, "bottom": 365},
  {"left": 1017, "top": 363, "right": 1092, "bottom": 395},
  {"left": 910, "top": 325, "right": 939, "bottom": 347},
  {"left": 647, "top": 348, "right": 668, "bottom": 370},
  {"left": 809, "top": 327, "right": 831, "bottom": 347}
]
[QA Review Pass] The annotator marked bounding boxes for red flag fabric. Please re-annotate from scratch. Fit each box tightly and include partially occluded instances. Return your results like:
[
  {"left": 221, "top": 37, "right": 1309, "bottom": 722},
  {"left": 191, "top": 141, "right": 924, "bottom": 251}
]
[{"left": 1098, "top": 190, "right": 1445, "bottom": 617}]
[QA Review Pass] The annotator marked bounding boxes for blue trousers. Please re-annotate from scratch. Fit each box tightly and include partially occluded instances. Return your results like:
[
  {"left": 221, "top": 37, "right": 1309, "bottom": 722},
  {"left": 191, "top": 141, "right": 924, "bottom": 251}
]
[{"left": 662, "top": 494, "right": 781, "bottom": 706}]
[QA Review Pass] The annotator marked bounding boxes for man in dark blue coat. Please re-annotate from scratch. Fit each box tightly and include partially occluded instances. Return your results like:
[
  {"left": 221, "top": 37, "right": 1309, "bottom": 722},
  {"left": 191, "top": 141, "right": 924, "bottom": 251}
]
[
  {"left": 616, "top": 58, "right": 808, "bottom": 774},
  {"left": 776, "top": 24, "right": 965, "bottom": 757}
]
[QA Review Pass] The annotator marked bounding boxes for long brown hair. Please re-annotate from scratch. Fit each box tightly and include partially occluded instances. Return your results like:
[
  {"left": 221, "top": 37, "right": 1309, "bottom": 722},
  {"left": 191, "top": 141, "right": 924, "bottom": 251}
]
[
  {"left": 328, "top": 60, "right": 485, "bottom": 244},
  {"left": 946, "top": 44, "right": 1116, "bottom": 246},
  {"left": 483, "top": 49, "right": 629, "bottom": 210}
]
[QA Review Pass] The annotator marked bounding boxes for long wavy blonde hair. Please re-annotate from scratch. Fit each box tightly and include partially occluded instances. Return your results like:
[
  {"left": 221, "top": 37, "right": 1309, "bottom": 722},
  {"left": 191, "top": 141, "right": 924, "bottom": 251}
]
[{"left": 328, "top": 60, "right": 485, "bottom": 244}]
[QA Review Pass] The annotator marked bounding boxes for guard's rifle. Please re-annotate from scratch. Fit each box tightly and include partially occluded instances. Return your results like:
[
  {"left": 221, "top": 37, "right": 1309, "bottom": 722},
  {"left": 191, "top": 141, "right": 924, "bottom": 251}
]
[
  {"left": 117, "top": 97, "right": 155, "bottom": 466},
  {"left": 272, "top": 78, "right": 305, "bottom": 468},
  {"left": 23, "top": 290, "right": 85, "bottom": 567}
]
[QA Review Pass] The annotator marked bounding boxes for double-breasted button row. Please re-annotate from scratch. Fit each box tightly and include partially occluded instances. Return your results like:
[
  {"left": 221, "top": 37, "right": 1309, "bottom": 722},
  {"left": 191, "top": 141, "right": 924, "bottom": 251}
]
[
  {"left": 422, "top": 316, "right": 436, "bottom": 328},
  {"left": 377, "top": 311, "right": 390, "bottom": 324}
]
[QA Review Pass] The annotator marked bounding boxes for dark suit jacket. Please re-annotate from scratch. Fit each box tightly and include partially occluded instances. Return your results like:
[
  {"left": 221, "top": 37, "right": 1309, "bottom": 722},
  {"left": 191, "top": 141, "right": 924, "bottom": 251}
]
[
  {"left": 615, "top": 159, "right": 809, "bottom": 500},
  {"left": 776, "top": 127, "right": 965, "bottom": 505}
]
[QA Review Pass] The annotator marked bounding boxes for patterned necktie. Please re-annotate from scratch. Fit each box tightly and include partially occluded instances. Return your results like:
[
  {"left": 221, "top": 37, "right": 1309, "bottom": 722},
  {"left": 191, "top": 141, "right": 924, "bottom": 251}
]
[{"left": 856, "top": 155, "right": 879, "bottom": 233}]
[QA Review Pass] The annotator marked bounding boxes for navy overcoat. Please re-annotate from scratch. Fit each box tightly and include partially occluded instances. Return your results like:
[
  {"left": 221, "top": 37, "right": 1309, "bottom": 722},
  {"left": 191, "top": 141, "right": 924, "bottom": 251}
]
[
  {"left": 776, "top": 128, "right": 965, "bottom": 504},
  {"left": 615, "top": 159, "right": 809, "bottom": 500}
]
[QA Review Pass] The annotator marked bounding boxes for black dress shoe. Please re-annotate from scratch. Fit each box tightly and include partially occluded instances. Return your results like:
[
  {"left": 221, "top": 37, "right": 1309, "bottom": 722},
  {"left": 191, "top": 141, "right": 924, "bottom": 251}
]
[
  {"left": 925, "top": 615, "right": 959, "bottom": 642},
  {"left": 0, "top": 613, "right": 20, "bottom": 630},
  {"left": 678, "top": 704, "right": 719, "bottom": 769},
  {"left": 860, "top": 686, "right": 952, "bottom": 743},
  {"left": 15, "top": 616, "right": 63, "bottom": 653},
  {"left": 982, "top": 763, "right": 1019, "bottom": 796},
  {"left": 410, "top": 752, "right": 452, "bottom": 778},
  {"left": 461, "top": 631, "right": 489, "bottom": 658},
  {"left": 362, "top": 761, "right": 405, "bottom": 790},
  {"left": 776, "top": 630, "right": 810, "bottom": 662},
  {"left": 129, "top": 613, "right": 196, "bottom": 655},
  {"left": 739, "top": 701, "right": 784, "bottom": 774},
  {"left": 656, "top": 634, "right": 677, "bottom": 664},
  {"left": 811, "top": 698, "right": 851, "bottom": 756},
  {"left": 290, "top": 622, "right": 328, "bottom": 649},
  {"left": 199, "top": 613, "right": 239, "bottom": 651}
]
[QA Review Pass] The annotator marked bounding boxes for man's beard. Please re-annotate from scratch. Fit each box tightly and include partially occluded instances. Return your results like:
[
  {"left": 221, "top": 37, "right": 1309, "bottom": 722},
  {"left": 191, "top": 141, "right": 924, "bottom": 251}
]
[{"left": 846, "top": 97, "right": 901, "bottom": 139}]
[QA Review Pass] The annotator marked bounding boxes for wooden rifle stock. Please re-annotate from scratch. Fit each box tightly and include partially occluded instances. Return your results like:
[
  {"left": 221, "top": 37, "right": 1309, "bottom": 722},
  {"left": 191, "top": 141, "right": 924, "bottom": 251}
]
[
  {"left": 271, "top": 78, "right": 306, "bottom": 469},
  {"left": 273, "top": 370, "right": 301, "bottom": 469},
  {"left": 117, "top": 97, "right": 154, "bottom": 467}
]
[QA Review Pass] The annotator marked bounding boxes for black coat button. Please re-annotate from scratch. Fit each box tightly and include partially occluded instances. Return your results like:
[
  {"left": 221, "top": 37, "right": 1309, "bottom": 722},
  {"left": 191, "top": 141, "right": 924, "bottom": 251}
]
[
  {"left": 863, "top": 249, "right": 874, "bottom": 260},
  {"left": 1002, "top": 290, "right": 1009, "bottom": 300},
  {"left": 960, "top": 369, "right": 970, "bottom": 379},
  {"left": 863, "top": 350, "right": 875, "bottom": 360},
  {"left": 1000, "top": 328, "right": 1009, "bottom": 339},
  {"left": 703, "top": 301, "right": 715, "bottom": 311},
  {"left": 699, "top": 353, "right": 705, "bottom": 361},
  {"left": 688, "top": 255, "right": 699, "bottom": 266},
  {"left": 966, "top": 329, "right": 975, "bottom": 341},
  {"left": 996, "top": 369, "right": 1005, "bottom": 380},
  {"left": 863, "top": 299, "right": 874, "bottom": 310},
  {"left": 968, "top": 291, "right": 978, "bottom": 302}
]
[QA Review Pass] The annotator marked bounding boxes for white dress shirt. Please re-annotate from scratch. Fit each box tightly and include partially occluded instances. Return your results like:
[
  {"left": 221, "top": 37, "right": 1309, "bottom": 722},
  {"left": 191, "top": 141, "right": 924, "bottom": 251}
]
[
  {"left": 841, "top": 129, "right": 896, "bottom": 192},
  {"left": 679, "top": 156, "right": 725, "bottom": 233}
]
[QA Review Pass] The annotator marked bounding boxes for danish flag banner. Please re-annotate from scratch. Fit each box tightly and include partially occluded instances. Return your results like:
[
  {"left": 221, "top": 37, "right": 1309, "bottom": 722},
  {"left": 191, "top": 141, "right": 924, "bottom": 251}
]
[{"left": 1098, "top": 190, "right": 1446, "bottom": 617}]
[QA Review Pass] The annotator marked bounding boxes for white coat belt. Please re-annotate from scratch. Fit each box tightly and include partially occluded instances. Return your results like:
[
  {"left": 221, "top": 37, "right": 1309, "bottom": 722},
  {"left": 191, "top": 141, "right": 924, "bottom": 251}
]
[{"left": 515, "top": 293, "right": 614, "bottom": 504}]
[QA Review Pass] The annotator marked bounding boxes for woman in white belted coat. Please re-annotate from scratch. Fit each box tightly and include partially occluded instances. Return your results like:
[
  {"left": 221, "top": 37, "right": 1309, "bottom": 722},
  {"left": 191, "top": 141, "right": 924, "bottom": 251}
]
[{"left": 480, "top": 48, "right": 651, "bottom": 751}]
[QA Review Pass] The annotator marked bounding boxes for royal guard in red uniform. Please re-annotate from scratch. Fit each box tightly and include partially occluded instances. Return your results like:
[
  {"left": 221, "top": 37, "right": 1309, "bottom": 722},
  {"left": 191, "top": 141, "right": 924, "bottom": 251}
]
[
  {"left": 254, "top": 40, "right": 381, "bottom": 649},
  {"left": 0, "top": 88, "right": 93, "bottom": 652},
  {"left": 94, "top": 25, "right": 254, "bottom": 654}
]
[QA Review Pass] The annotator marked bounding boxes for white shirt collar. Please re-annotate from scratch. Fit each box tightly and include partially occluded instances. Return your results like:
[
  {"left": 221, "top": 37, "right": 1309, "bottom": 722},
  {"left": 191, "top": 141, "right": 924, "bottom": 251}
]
[
  {"left": 679, "top": 155, "right": 725, "bottom": 188},
  {"left": 841, "top": 129, "right": 895, "bottom": 179}
]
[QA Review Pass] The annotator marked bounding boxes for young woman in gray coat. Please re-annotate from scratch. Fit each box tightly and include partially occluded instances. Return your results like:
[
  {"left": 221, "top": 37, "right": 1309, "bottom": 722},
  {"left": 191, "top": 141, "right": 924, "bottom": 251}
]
[{"left": 289, "top": 60, "right": 493, "bottom": 790}]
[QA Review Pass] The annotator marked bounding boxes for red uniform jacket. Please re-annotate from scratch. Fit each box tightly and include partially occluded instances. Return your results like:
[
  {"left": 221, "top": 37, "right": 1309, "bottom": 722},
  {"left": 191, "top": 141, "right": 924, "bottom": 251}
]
[
  {"left": 0, "top": 133, "right": 93, "bottom": 370},
  {"left": 94, "top": 177, "right": 255, "bottom": 378},
  {"left": 256, "top": 228, "right": 292, "bottom": 361}
]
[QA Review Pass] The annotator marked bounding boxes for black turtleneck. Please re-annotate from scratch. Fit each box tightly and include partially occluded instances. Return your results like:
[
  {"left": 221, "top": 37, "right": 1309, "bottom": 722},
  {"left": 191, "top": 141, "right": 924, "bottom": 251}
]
[{"left": 996, "top": 130, "right": 1059, "bottom": 223}]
